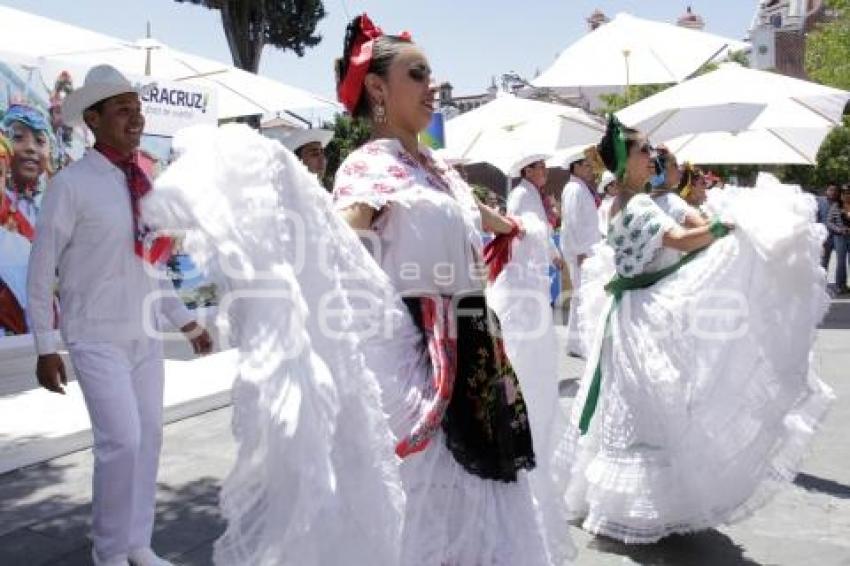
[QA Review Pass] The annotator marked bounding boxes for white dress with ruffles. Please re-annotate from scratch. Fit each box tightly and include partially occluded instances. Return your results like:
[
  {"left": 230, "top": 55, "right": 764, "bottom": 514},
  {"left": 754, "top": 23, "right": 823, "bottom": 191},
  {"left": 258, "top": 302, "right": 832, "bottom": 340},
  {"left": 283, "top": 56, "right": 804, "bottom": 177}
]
[
  {"left": 334, "top": 138, "right": 573, "bottom": 565},
  {"left": 565, "top": 177, "right": 834, "bottom": 543}
]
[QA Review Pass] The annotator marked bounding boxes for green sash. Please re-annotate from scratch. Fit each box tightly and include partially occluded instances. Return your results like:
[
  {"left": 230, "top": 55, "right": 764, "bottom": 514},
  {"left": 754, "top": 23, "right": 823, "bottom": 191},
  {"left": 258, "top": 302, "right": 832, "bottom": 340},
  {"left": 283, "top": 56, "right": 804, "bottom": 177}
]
[{"left": 577, "top": 248, "right": 706, "bottom": 434}]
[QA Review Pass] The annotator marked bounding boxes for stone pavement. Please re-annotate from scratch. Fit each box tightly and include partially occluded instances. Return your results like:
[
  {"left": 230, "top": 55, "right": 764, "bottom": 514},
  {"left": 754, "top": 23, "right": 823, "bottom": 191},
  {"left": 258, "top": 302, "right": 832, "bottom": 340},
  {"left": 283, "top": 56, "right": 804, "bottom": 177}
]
[{"left": 1, "top": 299, "right": 848, "bottom": 566}]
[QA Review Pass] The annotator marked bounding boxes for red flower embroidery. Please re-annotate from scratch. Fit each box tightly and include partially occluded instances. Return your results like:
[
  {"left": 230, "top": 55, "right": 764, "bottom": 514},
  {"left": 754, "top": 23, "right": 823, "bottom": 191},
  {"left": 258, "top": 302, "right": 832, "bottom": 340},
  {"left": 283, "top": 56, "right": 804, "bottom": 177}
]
[
  {"left": 364, "top": 143, "right": 382, "bottom": 155},
  {"left": 335, "top": 185, "right": 353, "bottom": 196},
  {"left": 387, "top": 164, "right": 409, "bottom": 179},
  {"left": 343, "top": 161, "right": 369, "bottom": 176}
]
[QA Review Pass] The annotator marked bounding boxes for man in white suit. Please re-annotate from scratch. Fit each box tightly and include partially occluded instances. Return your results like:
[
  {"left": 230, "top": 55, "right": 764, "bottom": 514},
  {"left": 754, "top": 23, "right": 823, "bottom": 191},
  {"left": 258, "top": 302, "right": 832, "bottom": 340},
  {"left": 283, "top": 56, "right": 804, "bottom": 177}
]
[
  {"left": 27, "top": 65, "right": 212, "bottom": 566},
  {"left": 559, "top": 148, "right": 600, "bottom": 358}
]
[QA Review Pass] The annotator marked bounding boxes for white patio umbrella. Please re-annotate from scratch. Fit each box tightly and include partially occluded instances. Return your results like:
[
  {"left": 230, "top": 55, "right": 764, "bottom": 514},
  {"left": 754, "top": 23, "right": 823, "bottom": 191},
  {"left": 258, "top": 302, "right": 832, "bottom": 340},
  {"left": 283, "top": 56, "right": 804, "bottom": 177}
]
[
  {"left": 618, "top": 63, "right": 850, "bottom": 138},
  {"left": 533, "top": 12, "right": 749, "bottom": 89},
  {"left": 445, "top": 94, "right": 604, "bottom": 175},
  {"left": 0, "top": 4, "right": 336, "bottom": 119},
  {"left": 616, "top": 102, "right": 767, "bottom": 144},
  {"left": 616, "top": 63, "right": 850, "bottom": 164},
  {"left": 665, "top": 127, "right": 831, "bottom": 165}
]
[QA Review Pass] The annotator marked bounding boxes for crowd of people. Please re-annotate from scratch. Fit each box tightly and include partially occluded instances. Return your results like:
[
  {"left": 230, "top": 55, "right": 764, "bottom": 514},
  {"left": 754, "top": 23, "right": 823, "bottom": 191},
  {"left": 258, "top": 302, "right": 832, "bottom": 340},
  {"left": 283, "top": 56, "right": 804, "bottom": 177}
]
[{"left": 11, "top": 10, "right": 841, "bottom": 566}]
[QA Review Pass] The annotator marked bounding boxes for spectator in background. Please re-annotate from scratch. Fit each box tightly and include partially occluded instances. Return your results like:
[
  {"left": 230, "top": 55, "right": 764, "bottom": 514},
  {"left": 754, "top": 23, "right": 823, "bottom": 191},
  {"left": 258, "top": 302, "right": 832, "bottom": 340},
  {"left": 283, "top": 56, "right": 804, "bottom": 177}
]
[
  {"left": 2, "top": 104, "right": 54, "bottom": 240},
  {"left": 265, "top": 128, "right": 333, "bottom": 181},
  {"left": 560, "top": 147, "right": 600, "bottom": 358},
  {"left": 818, "top": 183, "right": 840, "bottom": 272},
  {"left": 827, "top": 185, "right": 850, "bottom": 294}
]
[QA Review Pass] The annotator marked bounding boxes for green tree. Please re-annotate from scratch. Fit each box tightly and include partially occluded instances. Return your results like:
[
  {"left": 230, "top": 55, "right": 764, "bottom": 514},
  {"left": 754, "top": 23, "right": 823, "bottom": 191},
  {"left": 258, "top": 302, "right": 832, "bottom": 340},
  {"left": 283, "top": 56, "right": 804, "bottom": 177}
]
[
  {"left": 802, "top": 1, "right": 850, "bottom": 187},
  {"left": 322, "top": 114, "right": 371, "bottom": 188},
  {"left": 806, "top": 0, "right": 850, "bottom": 90},
  {"left": 598, "top": 83, "right": 670, "bottom": 115},
  {"left": 176, "top": 0, "right": 326, "bottom": 72}
]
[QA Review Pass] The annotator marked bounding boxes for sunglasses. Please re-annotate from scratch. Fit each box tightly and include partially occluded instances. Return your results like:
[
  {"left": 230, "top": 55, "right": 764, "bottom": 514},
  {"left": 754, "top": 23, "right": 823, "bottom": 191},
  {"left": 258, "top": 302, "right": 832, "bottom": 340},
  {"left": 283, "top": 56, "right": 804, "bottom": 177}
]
[
  {"left": 408, "top": 65, "right": 431, "bottom": 83},
  {"left": 638, "top": 143, "right": 653, "bottom": 155}
]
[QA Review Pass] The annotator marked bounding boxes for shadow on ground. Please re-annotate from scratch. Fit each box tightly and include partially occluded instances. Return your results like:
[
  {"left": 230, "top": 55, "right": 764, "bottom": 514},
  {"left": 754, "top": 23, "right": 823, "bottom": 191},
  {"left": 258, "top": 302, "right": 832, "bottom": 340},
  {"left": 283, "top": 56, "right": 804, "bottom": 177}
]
[
  {"left": 0, "top": 476, "right": 224, "bottom": 566},
  {"left": 794, "top": 472, "right": 850, "bottom": 500},
  {"left": 0, "top": 460, "right": 76, "bottom": 535},
  {"left": 588, "top": 529, "right": 761, "bottom": 566}
]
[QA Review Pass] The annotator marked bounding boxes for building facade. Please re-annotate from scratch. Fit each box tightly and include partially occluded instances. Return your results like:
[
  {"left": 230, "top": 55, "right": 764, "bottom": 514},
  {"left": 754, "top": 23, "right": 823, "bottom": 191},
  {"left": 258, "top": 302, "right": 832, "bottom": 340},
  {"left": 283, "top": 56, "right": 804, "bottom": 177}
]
[{"left": 748, "top": 0, "right": 831, "bottom": 78}]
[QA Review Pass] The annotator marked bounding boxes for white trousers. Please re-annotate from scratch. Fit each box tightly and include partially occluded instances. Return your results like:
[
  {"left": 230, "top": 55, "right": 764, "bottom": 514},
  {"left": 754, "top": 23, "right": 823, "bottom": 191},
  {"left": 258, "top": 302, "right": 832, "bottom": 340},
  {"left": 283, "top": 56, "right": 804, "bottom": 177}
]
[
  {"left": 69, "top": 337, "right": 164, "bottom": 561},
  {"left": 565, "top": 259, "right": 584, "bottom": 357}
]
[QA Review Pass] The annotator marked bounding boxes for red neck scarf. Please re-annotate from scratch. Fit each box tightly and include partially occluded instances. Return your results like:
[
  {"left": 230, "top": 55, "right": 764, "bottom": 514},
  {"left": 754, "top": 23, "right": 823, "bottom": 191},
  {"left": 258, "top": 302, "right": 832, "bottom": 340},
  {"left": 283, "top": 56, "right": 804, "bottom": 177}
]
[
  {"left": 95, "top": 143, "right": 172, "bottom": 264},
  {"left": 537, "top": 187, "right": 560, "bottom": 229},
  {"left": 337, "top": 14, "right": 411, "bottom": 113}
]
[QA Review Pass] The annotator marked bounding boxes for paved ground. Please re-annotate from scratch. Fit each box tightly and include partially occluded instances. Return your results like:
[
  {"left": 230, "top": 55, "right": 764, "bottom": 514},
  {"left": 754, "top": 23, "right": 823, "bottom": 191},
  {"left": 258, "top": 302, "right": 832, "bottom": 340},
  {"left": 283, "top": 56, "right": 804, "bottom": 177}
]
[{"left": 1, "top": 299, "right": 848, "bottom": 566}]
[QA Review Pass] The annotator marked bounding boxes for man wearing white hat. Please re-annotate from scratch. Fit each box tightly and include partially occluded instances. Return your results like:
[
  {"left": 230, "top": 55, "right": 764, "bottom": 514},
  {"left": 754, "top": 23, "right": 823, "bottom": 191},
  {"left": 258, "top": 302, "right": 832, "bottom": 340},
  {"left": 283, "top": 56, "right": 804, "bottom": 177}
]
[
  {"left": 506, "top": 153, "right": 563, "bottom": 270},
  {"left": 559, "top": 147, "right": 600, "bottom": 358},
  {"left": 27, "top": 64, "right": 212, "bottom": 566},
  {"left": 266, "top": 127, "right": 333, "bottom": 180}
]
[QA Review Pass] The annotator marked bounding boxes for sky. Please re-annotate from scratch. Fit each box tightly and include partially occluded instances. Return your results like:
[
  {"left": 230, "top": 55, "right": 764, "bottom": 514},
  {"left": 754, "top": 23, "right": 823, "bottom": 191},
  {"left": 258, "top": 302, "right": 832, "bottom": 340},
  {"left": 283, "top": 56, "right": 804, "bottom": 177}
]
[{"left": 2, "top": 0, "right": 759, "bottom": 111}]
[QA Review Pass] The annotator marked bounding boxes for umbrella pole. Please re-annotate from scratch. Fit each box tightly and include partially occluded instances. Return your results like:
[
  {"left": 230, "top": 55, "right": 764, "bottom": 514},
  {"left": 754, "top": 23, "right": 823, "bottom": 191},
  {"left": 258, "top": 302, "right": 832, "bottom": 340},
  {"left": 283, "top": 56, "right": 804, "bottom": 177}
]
[
  {"left": 623, "top": 50, "right": 632, "bottom": 105},
  {"left": 767, "top": 129, "right": 816, "bottom": 165},
  {"left": 145, "top": 21, "right": 152, "bottom": 76}
]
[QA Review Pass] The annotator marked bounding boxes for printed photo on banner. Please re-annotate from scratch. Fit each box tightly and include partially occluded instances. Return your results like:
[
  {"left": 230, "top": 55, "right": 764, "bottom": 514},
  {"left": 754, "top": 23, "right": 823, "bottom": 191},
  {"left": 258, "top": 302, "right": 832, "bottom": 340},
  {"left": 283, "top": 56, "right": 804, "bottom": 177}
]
[{"left": 0, "top": 57, "right": 218, "bottom": 339}]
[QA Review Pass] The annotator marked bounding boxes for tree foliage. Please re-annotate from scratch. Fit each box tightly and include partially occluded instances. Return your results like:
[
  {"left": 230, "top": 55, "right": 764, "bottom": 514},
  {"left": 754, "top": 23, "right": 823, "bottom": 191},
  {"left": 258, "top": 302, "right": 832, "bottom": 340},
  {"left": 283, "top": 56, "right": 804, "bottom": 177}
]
[
  {"left": 176, "top": 0, "right": 326, "bottom": 72},
  {"left": 806, "top": 0, "right": 850, "bottom": 90},
  {"left": 801, "top": 0, "right": 850, "bottom": 186},
  {"left": 322, "top": 114, "right": 371, "bottom": 188},
  {"left": 598, "top": 83, "right": 670, "bottom": 115}
]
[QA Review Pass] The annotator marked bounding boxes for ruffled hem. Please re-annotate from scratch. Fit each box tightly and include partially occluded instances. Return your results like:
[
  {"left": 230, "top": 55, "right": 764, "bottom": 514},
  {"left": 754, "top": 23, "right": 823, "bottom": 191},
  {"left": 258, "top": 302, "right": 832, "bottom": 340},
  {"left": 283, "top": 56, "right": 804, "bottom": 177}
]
[
  {"left": 575, "top": 371, "right": 834, "bottom": 544},
  {"left": 399, "top": 432, "right": 556, "bottom": 566}
]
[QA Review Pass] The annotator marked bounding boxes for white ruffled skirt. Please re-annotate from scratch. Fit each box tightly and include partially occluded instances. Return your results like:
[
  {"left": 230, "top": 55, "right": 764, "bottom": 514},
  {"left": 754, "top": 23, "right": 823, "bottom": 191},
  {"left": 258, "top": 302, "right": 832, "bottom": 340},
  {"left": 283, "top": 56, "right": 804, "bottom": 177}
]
[
  {"left": 565, "top": 177, "right": 834, "bottom": 543},
  {"left": 364, "top": 304, "right": 565, "bottom": 566}
]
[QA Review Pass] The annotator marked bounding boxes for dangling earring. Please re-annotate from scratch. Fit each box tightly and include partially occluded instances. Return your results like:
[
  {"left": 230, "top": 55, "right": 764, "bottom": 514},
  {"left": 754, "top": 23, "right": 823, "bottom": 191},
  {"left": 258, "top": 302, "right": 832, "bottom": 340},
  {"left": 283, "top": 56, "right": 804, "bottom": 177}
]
[{"left": 374, "top": 101, "right": 387, "bottom": 124}]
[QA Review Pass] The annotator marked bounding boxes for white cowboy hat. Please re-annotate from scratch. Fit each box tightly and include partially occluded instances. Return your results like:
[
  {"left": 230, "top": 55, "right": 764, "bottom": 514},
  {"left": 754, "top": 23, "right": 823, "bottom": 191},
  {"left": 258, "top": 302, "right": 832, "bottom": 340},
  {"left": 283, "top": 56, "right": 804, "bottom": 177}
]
[
  {"left": 264, "top": 128, "right": 333, "bottom": 152},
  {"left": 546, "top": 146, "right": 591, "bottom": 169},
  {"left": 508, "top": 152, "right": 552, "bottom": 178},
  {"left": 62, "top": 65, "right": 140, "bottom": 125}
]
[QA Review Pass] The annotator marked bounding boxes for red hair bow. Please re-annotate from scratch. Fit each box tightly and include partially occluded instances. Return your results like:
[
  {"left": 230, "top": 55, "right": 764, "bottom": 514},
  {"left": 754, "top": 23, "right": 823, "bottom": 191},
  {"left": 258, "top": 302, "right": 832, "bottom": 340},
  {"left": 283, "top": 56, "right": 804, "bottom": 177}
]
[{"left": 337, "top": 14, "right": 411, "bottom": 114}]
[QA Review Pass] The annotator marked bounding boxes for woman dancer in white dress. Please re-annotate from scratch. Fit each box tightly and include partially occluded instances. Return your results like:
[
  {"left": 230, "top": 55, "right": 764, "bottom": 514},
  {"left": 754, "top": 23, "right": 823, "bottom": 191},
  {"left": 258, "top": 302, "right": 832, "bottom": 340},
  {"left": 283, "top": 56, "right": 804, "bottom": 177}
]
[
  {"left": 564, "top": 116, "right": 833, "bottom": 543},
  {"left": 332, "top": 14, "right": 574, "bottom": 564}
]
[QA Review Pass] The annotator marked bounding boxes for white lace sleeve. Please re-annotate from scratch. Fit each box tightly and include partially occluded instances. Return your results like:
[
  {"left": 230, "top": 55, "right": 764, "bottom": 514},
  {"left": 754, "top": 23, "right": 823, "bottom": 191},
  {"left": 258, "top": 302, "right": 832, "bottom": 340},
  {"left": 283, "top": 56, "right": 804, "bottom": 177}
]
[
  {"left": 332, "top": 143, "right": 412, "bottom": 211},
  {"left": 607, "top": 194, "right": 677, "bottom": 276}
]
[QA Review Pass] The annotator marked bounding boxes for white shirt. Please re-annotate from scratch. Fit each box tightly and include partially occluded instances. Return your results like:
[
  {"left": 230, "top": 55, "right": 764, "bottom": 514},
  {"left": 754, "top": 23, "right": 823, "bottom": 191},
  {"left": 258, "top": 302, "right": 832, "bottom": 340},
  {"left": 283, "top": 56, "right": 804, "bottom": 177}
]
[
  {"left": 27, "top": 149, "right": 194, "bottom": 355},
  {"left": 333, "top": 138, "right": 485, "bottom": 295},
  {"left": 506, "top": 179, "right": 560, "bottom": 262},
  {"left": 560, "top": 175, "right": 600, "bottom": 260}
]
